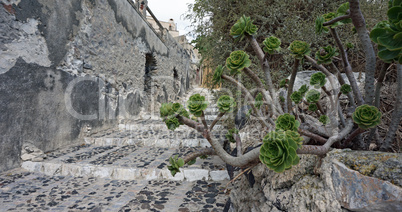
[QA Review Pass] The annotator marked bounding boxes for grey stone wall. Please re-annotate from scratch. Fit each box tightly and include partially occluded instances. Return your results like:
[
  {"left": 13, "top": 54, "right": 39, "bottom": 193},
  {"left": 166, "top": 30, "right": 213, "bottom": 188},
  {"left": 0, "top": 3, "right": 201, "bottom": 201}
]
[
  {"left": 229, "top": 150, "right": 401, "bottom": 212},
  {"left": 0, "top": 0, "right": 195, "bottom": 172}
]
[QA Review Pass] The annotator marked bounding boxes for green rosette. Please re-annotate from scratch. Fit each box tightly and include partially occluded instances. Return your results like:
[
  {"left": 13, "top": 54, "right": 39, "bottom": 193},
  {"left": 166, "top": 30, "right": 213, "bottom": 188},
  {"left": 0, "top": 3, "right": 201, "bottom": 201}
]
[
  {"left": 352, "top": 104, "right": 382, "bottom": 129},
  {"left": 165, "top": 117, "right": 181, "bottom": 131},
  {"left": 310, "top": 72, "right": 327, "bottom": 88},
  {"left": 259, "top": 130, "right": 302, "bottom": 173},
  {"left": 315, "top": 16, "right": 328, "bottom": 35},
  {"left": 340, "top": 84, "right": 352, "bottom": 94},
  {"left": 306, "top": 89, "right": 321, "bottom": 103},
  {"left": 289, "top": 40, "right": 311, "bottom": 59},
  {"left": 212, "top": 65, "right": 224, "bottom": 85},
  {"left": 298, "top": 84, "right": 309, "bottom": 95},
  {"left": 217, "top": 95, "right": 236, "bottom": 113},
  {"left": 263, "top": 36, "right": 281, "bottom": 54},
  {"left": 230, "top": 15, "right": 258, "bottom": 40},
  {"left": 316, "top": 46, "right": 338, "bottom": 65},
  {"left": 290, "top": 91, "right": 303, "bottom": 104},
  {"left": 308, "top": 103, "right": 318, "bottom": 112},
  {"left": 319, "top": 115, "right": 330, "bottom": 125},
  {"left": 187, "top": 94, "right": 209, "bottom": 117},
  {"left": 275, "top": 113, "right": 300, "bottom": 131},
  {"left": 226, "top": 50, "right": 252, "bottom": 74}
]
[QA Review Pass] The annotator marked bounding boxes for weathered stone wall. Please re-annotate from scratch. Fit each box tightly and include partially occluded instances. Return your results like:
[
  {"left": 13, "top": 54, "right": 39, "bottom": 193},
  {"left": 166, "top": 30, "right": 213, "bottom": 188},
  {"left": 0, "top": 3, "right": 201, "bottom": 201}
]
[
  {"left": 229, "top": 150, "right": 401, "bottom": 212},
  {"left": 0, "top": 0, "right": 195, "bottom": 172}
]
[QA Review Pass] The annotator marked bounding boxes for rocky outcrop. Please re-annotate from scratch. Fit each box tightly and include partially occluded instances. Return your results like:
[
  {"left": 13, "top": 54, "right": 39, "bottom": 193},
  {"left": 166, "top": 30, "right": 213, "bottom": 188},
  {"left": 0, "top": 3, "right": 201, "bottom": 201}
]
[{"left": 229, "top": 149, "right": 401, "bottom": 212}]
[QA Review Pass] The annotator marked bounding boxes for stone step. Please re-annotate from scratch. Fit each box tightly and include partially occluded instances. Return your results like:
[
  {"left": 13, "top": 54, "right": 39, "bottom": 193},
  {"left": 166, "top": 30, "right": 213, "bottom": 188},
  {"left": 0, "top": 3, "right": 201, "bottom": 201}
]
[
  {"left": 21, "top": 144, "right": 229, "bottom": 182},
  {"left": 86, "top": 129, "right": 227, "bottom": 148},
  {"left": 0, "top": 169, "right": 229, "bottom": 211}
]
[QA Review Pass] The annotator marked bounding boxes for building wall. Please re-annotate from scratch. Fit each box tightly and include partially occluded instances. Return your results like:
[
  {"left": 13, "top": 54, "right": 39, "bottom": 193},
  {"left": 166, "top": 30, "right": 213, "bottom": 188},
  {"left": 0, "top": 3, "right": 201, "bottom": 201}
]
[{"left": 0, "top": 0, "right": 195, "bottom": 172}]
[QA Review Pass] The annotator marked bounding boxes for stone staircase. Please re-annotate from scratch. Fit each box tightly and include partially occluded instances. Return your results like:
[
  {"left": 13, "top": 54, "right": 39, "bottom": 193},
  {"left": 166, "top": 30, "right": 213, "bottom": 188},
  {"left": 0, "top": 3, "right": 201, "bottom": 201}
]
[{"left": 0, "top": 88, "right": 232, "bottom": 211}]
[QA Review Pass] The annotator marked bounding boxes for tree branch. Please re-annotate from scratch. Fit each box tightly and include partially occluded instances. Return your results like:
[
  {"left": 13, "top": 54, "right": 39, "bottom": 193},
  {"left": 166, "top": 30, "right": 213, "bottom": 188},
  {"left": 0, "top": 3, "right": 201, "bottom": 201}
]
[
  {"left": 247, "top": 35, "right": 283, "bottom": 114},
  {"left": 222, "top": 74, "right": 274, "bottom": 128},
  {"left": 183, "top": 148, "right": 217, "bottom": 164},
  {"left": 330, "top": 27, "right": 364, "bottom": 105},
  {"left": 200, "top": 111, "right": 208, "bottom": 129},
  {"left": 287, "top": 59, "right": 300, "bottom": 113},
  {"left": 298, "top": 128, "right": 327, "bottom": 144},
  {"left": 323, "top": 14, "right": 350, "bottom": 26},
  {"left": 349, "top": 0, "right": 376, "bottom": 105},
  {"left": 209, "top": 112, "right": 225, "bottom": 131}
]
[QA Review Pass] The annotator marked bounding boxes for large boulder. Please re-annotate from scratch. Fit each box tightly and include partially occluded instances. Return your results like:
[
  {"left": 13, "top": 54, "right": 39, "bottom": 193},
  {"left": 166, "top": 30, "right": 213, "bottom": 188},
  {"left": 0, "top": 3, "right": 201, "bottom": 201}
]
[{"left": 229, "top": 149, "right": 401, "bottom": 212}]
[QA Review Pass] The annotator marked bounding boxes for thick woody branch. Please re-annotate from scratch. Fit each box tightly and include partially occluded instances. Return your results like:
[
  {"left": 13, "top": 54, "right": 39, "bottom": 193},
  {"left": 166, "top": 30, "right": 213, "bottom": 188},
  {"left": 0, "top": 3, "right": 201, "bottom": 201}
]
[
  {"left": 209, "top": 112, "right": 225, "bottom": 131},
  {"left": 298, "top": 119, "right": 354, "bottom": 155},
  {"left": 222, "top": 74, "right": 274, "bottom": 127},
  {"left": 343, "top": 128, "right": 365, "bottom": 147},
  {"left": 247, "top": 35, "right": 283, "bottom": 114},
  {"left": 177, "top": 116, "right": 205, "bottom": 133},
  {"left": 349, "top": 0, "right": 376, "bottom": 105},
  {"left": 298, "top": 128, "right": 327, "bottom": 144},
  {"left": 288, "top": 59, "right": 300, "bottom": 113},
  {"left": 331, "top": 62, "right": 356, "bottom": 107},
  {"left": 330, "top": 27, "right": 364, "bottom": 105},
  {"left": 200, "top": 111, "right": 208, "bottom": 129},
  {"left": 183, "top": 148, "right": 217, "bottom": 164},
  {"left": 244, "top": 67, "right": 277, "bottom": 116},
  {"left": 323, "top": 14, "right": 350, "bottom": 26}
]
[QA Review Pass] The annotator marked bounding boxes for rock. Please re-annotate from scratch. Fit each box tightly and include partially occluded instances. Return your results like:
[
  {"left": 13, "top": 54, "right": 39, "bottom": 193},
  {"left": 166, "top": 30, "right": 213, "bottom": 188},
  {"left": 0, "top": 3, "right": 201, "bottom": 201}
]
[
  {"left": 230, "top": 149, "right": 402, "bottom": 212},
  {"left": 21, "top": 142, "right": 45, "bottom": 161}
]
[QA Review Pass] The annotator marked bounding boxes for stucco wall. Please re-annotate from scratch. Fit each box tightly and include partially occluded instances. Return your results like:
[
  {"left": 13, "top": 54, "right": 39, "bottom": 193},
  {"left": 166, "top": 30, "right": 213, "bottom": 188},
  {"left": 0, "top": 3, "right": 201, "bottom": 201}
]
[{"left": 0, "top": 0, "right": 195, "bottom": 172}]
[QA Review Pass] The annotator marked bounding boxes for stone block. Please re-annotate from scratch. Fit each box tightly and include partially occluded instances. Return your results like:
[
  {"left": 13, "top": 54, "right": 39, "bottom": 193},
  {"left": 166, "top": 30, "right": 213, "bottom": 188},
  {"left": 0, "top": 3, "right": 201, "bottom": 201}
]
[
  {"left": 183, "top": 169, "right": 209, "bottom": 181},
  {"left": 210, "top": 170, "right": 230, "bottom": 181}
]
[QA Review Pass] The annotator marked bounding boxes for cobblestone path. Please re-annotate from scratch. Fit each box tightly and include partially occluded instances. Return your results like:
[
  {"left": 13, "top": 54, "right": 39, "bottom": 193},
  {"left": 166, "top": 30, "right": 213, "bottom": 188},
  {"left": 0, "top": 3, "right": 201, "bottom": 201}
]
[{"left": 0, "top": 88, "right": 231, "bottom": 211}]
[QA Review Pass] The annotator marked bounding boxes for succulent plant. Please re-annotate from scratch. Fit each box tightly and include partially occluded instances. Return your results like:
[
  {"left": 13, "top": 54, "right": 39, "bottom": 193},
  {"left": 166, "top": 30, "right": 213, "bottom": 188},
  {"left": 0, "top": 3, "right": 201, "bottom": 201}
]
[
  {"left": 370, "top": 1, "right": 402, "bottom": 63},
  {"left": 310, "top": 72, "right": 327, "bottom": 88},
  {"left": 275, "top": 113, "right": 300, "bottom": 131},
  {"left": 165, "top": 117, "right": 181, "bottom": 131},
  {"left": 263, "top": 36, "right": 281, "bottom": 54},
  {"left": 226, "top": 128, "right": 239, "bottom": 143},
  {"left": 230, "top": 15, "right": 258, "bottom": 40},
  {"left": 289, "top": 40, "right": 311, "bottom": 59},
  {"left": 259, "top": 130, "right": 302, "bottom": 173},
  {"left": 160, "top": 102, "right": 174, "bottom": 118},
  {"left": 226, "top": 50, "right": 252, "bottom": 74},
  {"left": 160, "top": 102, "right": 189, "bottom": 119},
  {"left": 316, "top": 46, "right": 338, "bottom": 65},
  {"left": 352, "top": 104, "right": 382, "bottom": 129},
  {"left": 217, "top": 95, "right": 236, "bottom": 113},
  {"left": 340, "top": 84, "right": 352, "bottom": 94},
  {"left": 298, "top": 85, "right": 309, "bottom": 97},
  {"left": 319, "top": 115, "right": 330, "bottom": 125},
  {"left": 308, "top": 103, "right": 318, "bottom": 111},
  {"left": 168, "top": 155, "right": 184, "bottom": 176},
  {"left": 306, "top": 89, "right": 321, "bottom": 103},
  {"left": 212, "top": 65, "right": 224, "bottom": 85},
  {"left": 279, "top": 96, "right": 285, "bottom": 102},
  {"left": 279, "top": 79, "right": 288, "bottom": 88},
  {"left": 322, "top": 12, "right": 343, "bottom": 28},
  {"left": 290, "top": 91, "right": 303, "bottom": 104},
  {"left": 254, "top": 92, "right": 263, "bottom": 109},
  {"left": 187, "top": 94, "right": 209, "bottom": 117},
  {"left": 315, "top": 16, "right": 328, "bottom": 35},
  {"left": 336, "top": 2, "right": 352, "bottom": 24}
]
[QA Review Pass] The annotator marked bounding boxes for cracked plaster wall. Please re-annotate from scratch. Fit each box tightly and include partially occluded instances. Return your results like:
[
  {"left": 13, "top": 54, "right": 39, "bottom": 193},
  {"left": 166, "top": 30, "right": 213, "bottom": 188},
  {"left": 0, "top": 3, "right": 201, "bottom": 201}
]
[{"left": 0, "top": 0, "right": 195, "bottom": 172}]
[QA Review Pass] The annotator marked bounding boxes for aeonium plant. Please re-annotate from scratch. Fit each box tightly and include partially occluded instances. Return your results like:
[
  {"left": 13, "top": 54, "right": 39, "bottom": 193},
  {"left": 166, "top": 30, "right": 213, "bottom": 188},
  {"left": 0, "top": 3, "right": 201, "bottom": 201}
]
[
  {"left": 161, "top": 2, "right": 398, "bottom": 178},
  {"left": 226, "top": 50, "right": 252, "bottom": 75}
]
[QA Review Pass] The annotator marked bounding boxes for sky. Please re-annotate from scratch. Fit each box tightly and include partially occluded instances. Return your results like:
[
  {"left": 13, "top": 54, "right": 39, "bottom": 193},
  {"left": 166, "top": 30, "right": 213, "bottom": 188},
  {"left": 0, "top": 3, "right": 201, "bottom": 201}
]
[{"left": 146, "top": 0, "right": 195, "bottom": 40}]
